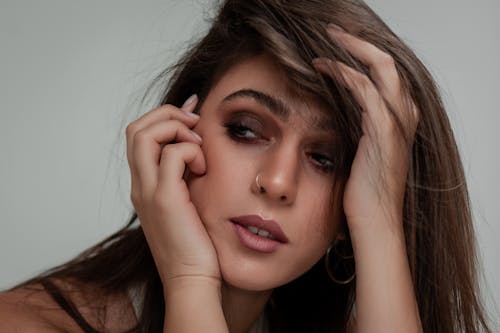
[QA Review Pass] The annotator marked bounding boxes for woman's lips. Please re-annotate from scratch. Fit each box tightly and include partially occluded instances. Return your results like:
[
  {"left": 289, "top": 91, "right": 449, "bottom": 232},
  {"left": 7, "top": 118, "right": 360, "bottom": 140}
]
[
  {"left": 229, "top": 215, "right": 289, "bottom": 243},
  {"left": 229, "top": 215, "right": 289, "bottom": 253}
]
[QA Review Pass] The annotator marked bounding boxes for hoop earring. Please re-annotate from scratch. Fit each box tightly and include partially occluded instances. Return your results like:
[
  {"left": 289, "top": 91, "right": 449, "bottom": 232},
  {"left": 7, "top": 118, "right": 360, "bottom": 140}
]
[{"left": 324, "top": 241, "right": 356, "bottom": 285}]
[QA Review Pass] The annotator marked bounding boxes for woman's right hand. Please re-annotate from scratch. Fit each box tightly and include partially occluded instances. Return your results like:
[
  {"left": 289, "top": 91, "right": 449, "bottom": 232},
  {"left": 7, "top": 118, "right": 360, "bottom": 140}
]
[{"left": 126, "top": 95, "right": 221, "bottom": 289}]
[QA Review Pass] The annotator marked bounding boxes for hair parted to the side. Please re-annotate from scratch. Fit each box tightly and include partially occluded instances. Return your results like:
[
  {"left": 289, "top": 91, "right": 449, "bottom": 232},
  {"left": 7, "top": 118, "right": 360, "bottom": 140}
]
[{"left": 10, "top": 1, "right": 490, "bottom": 332}]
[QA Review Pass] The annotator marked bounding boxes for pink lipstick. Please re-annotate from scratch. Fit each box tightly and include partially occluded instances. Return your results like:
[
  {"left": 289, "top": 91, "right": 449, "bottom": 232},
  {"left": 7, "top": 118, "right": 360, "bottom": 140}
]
[{"left": 230, "top": 215, "right": 288, "bottom": 253}]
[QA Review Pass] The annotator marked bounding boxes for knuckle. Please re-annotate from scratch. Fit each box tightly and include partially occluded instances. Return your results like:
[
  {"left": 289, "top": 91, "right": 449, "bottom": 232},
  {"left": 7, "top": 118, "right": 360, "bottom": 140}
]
[
  {"left": 377, "top": 52, "right": 395, "bottom": 68},
  {"left": 125, "top": 122, "right": 137, "bottom": 138},
  {"left": 161, "top": 104, "right": 191, "bottom": 120},
  {"left": 163, "top": 119, "right": 187, "bottom": 134},
  {"left": 377, "top": 53, "right": 400, "bottom": 81},
  {"left": 158, "top": 105, "right": 178, "bottom": 118},
  {"left": 410, "top": 106, "right": 421, "bottom": 131},
  {"left": 162, "top": 104, "right": 179, "bottom": 112},
  {"left": 411, "top": 104, "right": 420, "bottom": 123},
  {"left": 168, "top": 119, "right": 185, "bottom": 129},
  {"left": 133, "top": 128, "right": 150, "bottom": 145},
  {"left": 355, "top": 73, "right": 372, "bottom": 91},
  {"left": 161, "top": 144, "right": 175, "bottom": 157},
  {"left": 160, "top": 144, "right": 182, "bottom": 161},
  {"left": 163, "top": 141, "right": 193, "bottom": 154}
]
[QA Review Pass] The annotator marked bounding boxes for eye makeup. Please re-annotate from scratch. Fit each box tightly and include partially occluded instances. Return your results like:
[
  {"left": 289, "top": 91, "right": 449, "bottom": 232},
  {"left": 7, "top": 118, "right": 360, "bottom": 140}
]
[
  {"left": 222, "top": 110, "right": 337, "bottom": 174},
  {"left": 223, "top": 111, "right": 268, "bottom": 143}
]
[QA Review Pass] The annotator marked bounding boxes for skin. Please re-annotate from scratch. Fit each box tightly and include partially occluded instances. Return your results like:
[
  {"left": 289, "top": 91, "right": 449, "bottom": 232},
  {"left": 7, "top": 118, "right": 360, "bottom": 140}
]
[
  {"left": 0, "top": 24, "right": 422, "bottom": 333},
  {"left": 188, "top": 55, "right": 344, "bottom": 331},
  {"left": 188, "top": 55, "right": 341, "bottom": 291},
  {"left": 128, "top": 54, "right": 342, "bottom": 333},
  {"left": 315, "top": 24, "right": 421, "bottom": 332},
  {"left": 126, "top": 23, "right": 421, "bottom": 332}
]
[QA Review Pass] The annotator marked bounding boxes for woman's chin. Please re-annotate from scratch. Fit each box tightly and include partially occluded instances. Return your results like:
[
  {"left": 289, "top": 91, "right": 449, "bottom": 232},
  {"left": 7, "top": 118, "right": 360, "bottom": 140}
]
[
  {"left": 221, "top": 272, "right": 278, "bottom": 293},
  {"left": 218, "top": 261, "right": 302, "bottom": 292}
]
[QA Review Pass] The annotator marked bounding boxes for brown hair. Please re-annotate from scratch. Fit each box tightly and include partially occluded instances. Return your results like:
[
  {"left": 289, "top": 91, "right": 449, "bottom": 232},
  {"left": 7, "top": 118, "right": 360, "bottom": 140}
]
[{"left": 10, "top": 0, "right": 490, "bottom": 332}]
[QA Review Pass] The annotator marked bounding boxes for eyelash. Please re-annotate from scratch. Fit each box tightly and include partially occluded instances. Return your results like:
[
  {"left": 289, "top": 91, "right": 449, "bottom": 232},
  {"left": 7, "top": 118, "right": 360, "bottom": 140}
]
[{"left": 223, "top": 121, "right": 335, "bottom": 174}]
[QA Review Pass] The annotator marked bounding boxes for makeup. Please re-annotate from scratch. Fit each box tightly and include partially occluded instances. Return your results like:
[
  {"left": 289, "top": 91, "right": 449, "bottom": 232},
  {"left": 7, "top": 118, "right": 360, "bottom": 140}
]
[{"left": 229, "top": 215, "right": 288, "bottom": 253}]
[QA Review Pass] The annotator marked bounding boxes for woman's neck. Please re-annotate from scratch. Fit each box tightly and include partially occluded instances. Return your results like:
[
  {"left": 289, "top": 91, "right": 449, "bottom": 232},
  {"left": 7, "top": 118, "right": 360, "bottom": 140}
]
[{"left": 221, "top": 282, "right": 272, "bottom": 333}]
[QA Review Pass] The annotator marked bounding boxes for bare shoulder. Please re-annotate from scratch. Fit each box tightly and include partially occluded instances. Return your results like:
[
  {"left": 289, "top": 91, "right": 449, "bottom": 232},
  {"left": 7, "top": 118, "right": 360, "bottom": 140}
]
[
  {"left": 0, "top": 283, "right": 70, "bottom": 332},
  {"left": 0, "top": 279, "right": 138, "bottom": 333}
]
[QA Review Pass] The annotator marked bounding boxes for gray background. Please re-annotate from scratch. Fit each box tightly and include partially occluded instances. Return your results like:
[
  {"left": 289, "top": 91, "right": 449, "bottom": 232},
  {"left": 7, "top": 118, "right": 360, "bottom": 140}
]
[{"left": 1, "top": 0, "right": 498, "bottom": 328}]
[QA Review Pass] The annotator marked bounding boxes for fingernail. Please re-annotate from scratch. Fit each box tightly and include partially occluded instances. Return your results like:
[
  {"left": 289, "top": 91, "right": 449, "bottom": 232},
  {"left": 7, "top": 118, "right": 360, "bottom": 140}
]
[
  {"left": 185, "top": 111, "right": 200, "bottom": 119},
  {"left": 328, "top": 23, "right": 345, "bottom": 33},
  {"left": 182, "top": 94, "right": 198, "bottom": 108},
  {"left": 191, "top": 130, "right": 202, "bottom": 142}
]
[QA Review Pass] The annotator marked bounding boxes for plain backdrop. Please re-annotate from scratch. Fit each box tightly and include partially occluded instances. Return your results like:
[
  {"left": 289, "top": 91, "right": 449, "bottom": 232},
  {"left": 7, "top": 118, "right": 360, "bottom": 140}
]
[{"left": 1, "top": 0, "right": 498, "bottom": 328}]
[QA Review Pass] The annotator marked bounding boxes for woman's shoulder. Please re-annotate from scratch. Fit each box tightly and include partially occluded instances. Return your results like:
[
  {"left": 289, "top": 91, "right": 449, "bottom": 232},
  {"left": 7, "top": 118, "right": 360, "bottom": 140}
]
[
  {"left": 0, "top": 282, "right": 71, "bottom": 332},
  {"left": 0, "top": 279, "right": 137, "bottom": 333}
]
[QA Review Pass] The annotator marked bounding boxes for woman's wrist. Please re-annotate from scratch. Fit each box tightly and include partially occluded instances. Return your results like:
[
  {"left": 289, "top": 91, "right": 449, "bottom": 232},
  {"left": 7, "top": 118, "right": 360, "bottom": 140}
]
[
  {"left": 347, "top": 214, "right": 422, "bottom": 332},
  {"left": 163, "top": 275, "right": 222, "bottom": 302},
  {"left": 347, "top": 209, "right": 405, "bottom": 244},
  {"left": 163, "top": 276, "right": 228, "bottom": 333}
]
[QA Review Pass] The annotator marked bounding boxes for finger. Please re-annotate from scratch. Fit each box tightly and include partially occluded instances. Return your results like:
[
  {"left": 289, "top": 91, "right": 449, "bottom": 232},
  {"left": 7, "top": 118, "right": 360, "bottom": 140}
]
[
  {"left": 126, "top": 99, "right": 199, "bottom": 186},
  {"left": 326, "top": 25, "right": 420, "bottom": 136},
  {"left": 313, "top": 58, "right": 390, "bottom": 131},
  {"left": 126, "top": 98, "right": 199, "bottom": 161},
  {"left": 132, "top": 120, "right": 203, "bottom": 198},
  {"left": 131, "top": 103, "right": 200, "bottom": 136},
  {"left": 326, "top": 24, "right": 401, "bottom": 107},
  {"left": 157, "top": 142, "right": 206, "bottom": 201},
  {"left": 129, "top": 95, "right": 199, "bottom": 142}
]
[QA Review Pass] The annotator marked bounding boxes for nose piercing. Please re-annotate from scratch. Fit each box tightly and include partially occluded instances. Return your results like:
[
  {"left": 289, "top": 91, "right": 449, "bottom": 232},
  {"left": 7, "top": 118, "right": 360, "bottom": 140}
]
[{"left": 256, "top": 175, "right": 265, "bottom": 193}]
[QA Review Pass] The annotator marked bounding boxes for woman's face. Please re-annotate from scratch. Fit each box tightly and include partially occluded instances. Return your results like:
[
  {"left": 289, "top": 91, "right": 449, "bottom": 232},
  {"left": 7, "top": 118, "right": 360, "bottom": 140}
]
[{"left": 187, "top": 54, "right": 342, "bottom": 291}]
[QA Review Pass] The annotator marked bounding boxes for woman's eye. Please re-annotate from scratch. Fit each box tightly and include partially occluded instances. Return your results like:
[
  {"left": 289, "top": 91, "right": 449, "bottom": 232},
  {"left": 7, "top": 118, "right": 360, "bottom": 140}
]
[
  {"left": 309, "top": 152, "right": 335, "bottom": 173},
  {"left": 224, "top": 121, "right": 261, "bottom": 142}
]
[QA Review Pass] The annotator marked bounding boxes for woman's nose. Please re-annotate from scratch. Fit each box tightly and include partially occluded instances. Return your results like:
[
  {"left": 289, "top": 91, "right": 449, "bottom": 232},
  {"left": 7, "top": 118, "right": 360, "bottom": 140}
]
[{"left": 252, "top": 147, "right": 299, "bottom": 205}]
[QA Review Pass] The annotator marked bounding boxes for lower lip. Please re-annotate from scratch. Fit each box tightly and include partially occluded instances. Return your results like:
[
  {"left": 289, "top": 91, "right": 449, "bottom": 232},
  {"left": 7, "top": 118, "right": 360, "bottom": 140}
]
[{"left": 231, "top": 221, "right": 283, "bottom": 253}]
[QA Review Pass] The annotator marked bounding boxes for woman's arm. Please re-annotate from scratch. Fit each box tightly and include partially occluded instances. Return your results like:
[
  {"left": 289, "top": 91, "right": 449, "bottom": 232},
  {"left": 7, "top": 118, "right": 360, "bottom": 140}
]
[
  {"left": 125, "top": 96, "right": 229, "bottom": 332},
  {"left": 314, "top": 24, "right": 422, "bottom": 332},
  {"left": 163, "top": 277, "right": 228, "bottom": 333},
  {"left": 349, "top": 215, "right": 421, "bottom": 333}
]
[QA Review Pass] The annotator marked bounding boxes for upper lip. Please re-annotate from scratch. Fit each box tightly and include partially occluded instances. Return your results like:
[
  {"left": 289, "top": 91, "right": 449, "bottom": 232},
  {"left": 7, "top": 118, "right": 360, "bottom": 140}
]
[{"left": 230, "top": 215, "right": 289, "bottom": 243}]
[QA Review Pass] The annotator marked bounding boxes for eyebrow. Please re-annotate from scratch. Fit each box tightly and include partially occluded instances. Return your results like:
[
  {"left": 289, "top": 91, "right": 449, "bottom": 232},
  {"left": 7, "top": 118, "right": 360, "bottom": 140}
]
[{"left": 222, "top": 89, "right": 334, "bottom": 132}]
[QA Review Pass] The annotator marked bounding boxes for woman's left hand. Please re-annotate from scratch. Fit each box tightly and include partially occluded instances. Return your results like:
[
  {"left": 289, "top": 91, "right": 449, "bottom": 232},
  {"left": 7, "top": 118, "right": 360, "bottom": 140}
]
[
  {"left": 313, "top": 24, "right": 419, "bottom": 234},
  {"left": 313, "top": 24, "right": 422, "bottom": 333}
]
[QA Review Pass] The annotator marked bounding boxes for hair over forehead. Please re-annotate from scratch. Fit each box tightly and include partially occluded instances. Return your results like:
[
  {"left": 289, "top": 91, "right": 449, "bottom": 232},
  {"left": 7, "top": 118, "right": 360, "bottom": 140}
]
[
  {"left": 158, "top": 0, "right": 420, "bottom": 177},
  {"left": 210, "top": 0, "right": 370, "bottom": 170}
]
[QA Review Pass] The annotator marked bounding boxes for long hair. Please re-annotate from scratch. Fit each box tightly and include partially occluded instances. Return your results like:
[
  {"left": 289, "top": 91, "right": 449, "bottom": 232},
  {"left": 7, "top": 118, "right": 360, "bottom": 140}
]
[{"left": 11, "top": 0, "right": 490, "bottom": 332}]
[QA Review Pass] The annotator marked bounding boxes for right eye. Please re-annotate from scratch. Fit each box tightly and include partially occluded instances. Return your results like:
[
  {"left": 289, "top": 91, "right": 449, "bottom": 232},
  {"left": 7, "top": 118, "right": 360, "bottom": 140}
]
[{"left": 224, "top": 120, "right": 262, "bottom": 143}]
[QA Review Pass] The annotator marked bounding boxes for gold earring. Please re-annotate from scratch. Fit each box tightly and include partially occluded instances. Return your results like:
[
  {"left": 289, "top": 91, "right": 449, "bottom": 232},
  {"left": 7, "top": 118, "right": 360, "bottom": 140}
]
[{"left": 324, "top": 241, "right": 355, "bottom": 284}]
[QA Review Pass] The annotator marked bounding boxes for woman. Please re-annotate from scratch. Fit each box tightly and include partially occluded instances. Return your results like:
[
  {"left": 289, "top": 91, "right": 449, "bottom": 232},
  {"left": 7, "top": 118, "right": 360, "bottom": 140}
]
[{"left": 0, "top": 0, "right": 491, "bottom": 332}]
